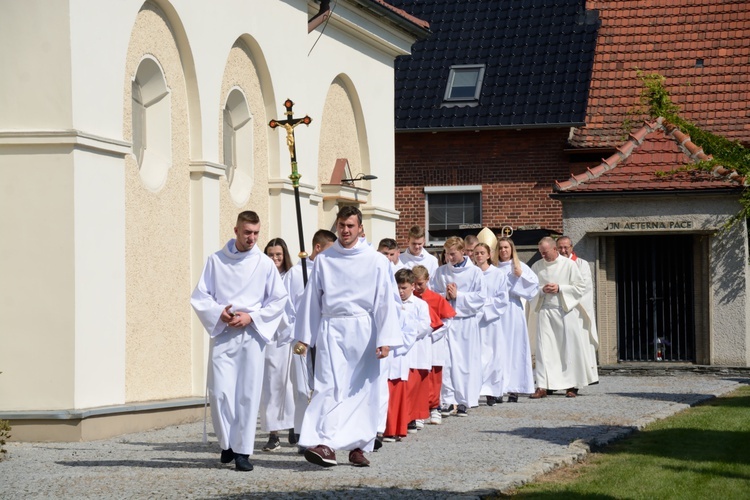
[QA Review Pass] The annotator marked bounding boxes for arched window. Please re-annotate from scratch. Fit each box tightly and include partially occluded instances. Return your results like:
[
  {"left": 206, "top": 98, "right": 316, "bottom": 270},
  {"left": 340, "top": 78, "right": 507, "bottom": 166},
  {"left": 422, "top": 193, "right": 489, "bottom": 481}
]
[
  {"left": 222, "top": 88, "right": 254, "bottom": 204},
  {"left": 132, "top": 56, "right": 171, "bottom": 191}
]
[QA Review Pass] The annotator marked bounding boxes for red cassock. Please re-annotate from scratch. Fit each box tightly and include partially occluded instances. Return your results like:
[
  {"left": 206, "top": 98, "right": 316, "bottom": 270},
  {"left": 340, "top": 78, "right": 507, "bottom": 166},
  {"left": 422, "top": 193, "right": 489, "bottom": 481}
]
[
  {"left": 415, "top": 288, "right": 456, "bottom": 410},
  {"left": 384, "top": 379, "right": 409, "bottom": 437}
]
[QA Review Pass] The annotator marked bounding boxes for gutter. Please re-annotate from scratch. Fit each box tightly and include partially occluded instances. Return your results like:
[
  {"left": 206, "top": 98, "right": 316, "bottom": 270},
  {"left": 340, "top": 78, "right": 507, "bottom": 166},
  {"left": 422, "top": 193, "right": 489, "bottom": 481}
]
[
  {"left": 396, "top": 122, "right": 586, "bottom": 133},
  {"left": 346, "top": 0, "right": 431, "bottom": 40}
]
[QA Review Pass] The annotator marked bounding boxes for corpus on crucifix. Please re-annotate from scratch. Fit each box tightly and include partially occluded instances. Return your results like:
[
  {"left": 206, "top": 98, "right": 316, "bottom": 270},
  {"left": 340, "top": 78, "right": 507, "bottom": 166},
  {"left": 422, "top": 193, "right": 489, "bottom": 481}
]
[
  {"left": 269, "top": 99, "right": 312, "bottom": 178},
  {"left": 269, "top": 99, "right": 313, "bottom": 285}
]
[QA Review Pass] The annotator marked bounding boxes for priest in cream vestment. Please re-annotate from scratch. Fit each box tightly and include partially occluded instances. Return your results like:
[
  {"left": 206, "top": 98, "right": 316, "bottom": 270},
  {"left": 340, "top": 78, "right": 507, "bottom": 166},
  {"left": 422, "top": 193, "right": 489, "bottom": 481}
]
[{"left": 528, "top": 237, "right": 598, "bottom": 398}]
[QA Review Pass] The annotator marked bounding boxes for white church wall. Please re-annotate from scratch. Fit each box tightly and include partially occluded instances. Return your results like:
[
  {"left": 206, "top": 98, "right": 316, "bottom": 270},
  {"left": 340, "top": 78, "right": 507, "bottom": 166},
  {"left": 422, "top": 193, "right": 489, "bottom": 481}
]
[
  {"left": 73, "top": 149, "right": 127, "bottom": 408},
  {"left": 68, "top": 0, "right": 137, "bottom": 140},
  {"left": 304, "top": 18, "right": 403, "bottom": 241},
  {"left": 317, "top": 78, "right": 365, "bottom": 231},
  {"left": 0, "top": 0, "right": 423, "bottom": 432},
  {"left": 0, "top": 0, "right": 73, "bottom": 130},
  {"left": 0, "top": 151, "right": 77, "bottom": 410}
]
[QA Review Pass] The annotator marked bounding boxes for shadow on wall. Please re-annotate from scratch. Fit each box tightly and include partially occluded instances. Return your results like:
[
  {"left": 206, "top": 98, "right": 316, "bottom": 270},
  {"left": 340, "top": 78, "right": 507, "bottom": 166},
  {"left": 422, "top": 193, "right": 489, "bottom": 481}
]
[{"left": 712, "top": 218, "right": 747, "bottom": 306}]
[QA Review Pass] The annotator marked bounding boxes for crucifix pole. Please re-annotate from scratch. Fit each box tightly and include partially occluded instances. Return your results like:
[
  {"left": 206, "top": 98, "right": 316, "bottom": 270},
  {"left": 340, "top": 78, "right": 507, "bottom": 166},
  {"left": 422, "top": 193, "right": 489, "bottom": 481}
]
[{"left": 269, "top": 99, "right": 312, "bottom": 285}]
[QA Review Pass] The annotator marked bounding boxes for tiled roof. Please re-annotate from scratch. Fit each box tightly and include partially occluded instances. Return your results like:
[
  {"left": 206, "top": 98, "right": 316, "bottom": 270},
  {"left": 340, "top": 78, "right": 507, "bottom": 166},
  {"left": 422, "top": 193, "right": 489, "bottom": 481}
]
[
  {"left": 570, "top": 0, "right": 750, "bottom": 149},
  {"left": 391, "top": 0, "right": 600, "bottom": 131},
  {"left": 556, "top": 117, "right": 746, "bottom": 193}
]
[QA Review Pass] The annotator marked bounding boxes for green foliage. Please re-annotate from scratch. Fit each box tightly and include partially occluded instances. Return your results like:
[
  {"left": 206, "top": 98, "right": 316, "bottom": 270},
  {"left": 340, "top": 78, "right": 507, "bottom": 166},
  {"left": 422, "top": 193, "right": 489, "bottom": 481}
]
[
  {"left": 625, "top": 71, "right": 750, "bottom": 226},
  {"left": 0, "top": 418, "right": 10, "bottom": 459},
  {"left": 509, "top": 386, "right": 750, "bottom": 499},
  {"left": 637, "top": 71, "right": 681, "bottom": 119}
]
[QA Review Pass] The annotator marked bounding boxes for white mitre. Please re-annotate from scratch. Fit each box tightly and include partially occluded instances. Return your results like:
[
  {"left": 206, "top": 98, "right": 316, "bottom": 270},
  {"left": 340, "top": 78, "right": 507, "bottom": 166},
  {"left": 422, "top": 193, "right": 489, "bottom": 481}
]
[{"left": 477, "top": 226, "right": 499, "bottom": 264}]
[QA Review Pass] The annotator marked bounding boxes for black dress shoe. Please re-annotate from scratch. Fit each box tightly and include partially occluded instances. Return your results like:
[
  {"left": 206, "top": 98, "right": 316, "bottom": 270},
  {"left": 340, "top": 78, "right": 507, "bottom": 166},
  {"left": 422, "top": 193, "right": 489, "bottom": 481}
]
[
  {"left": 220, "top": 448, "right": 235, "bottom": 463},
  {"left": 235, "top": 454, "right": 254, "bottom": 471},
  {"left": 486, "top": 396, "right": 496, "bottom": 406},
  {"left": 288, "top": 428, "right": 299, "bottom": 445}
]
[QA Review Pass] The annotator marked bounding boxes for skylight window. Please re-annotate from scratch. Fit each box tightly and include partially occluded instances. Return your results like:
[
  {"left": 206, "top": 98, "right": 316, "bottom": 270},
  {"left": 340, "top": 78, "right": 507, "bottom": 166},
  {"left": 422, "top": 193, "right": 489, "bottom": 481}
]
[{"left": 444, "top": 64, "right": 485, "bottom": 102}]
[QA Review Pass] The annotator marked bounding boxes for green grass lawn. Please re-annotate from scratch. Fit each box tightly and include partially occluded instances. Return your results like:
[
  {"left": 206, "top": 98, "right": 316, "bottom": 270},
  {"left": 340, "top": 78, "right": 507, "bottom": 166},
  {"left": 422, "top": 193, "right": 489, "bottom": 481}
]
[{"left": 504, "top": 384, "right": 750, "bottom": 499}]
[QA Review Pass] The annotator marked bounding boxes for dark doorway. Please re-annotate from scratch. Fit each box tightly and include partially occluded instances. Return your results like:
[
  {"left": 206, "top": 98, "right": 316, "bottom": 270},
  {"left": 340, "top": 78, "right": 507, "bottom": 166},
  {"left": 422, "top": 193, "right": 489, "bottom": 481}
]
[{"left": 615, "top": 235, "right": 695, "bottom": 362}]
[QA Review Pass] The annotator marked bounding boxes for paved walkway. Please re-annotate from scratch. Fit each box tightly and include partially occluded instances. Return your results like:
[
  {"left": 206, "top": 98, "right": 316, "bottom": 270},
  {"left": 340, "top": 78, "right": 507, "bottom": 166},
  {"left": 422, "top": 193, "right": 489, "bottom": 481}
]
[{"left": 1, "top": 373, "right": 746, "bottom": 499}]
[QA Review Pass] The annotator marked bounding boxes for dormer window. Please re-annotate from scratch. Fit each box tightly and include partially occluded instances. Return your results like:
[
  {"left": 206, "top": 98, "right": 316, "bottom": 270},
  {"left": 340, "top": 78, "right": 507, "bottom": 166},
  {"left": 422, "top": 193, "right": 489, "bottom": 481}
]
[{"left": 444, "top": 64, "right": 485, "bottom": 102}]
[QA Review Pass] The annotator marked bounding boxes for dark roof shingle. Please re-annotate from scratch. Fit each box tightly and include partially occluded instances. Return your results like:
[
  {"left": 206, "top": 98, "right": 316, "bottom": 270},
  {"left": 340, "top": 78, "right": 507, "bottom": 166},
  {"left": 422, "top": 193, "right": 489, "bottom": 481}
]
[{"left": 391, "top": 0, "right": 600, "bottom": 131}]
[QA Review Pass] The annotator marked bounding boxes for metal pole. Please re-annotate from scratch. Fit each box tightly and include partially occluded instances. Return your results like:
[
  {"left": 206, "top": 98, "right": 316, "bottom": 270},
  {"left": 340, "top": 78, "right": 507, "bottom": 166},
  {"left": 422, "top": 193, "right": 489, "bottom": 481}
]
[
  {"left": 268, "top": 99, "right": 311, "bottom": 286},
  {"left": 289, "top": 160, "right": 308, "bottom": 286}
]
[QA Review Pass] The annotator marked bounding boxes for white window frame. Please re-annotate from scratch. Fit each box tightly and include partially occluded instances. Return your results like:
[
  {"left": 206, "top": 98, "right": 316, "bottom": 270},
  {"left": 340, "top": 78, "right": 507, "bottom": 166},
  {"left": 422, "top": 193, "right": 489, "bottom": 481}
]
[
  {"left": 443, "top": 64, "right": 486, "bottom": 102},
  {"left": 424, "top": 185, "right": 483, "bottom": 243}
]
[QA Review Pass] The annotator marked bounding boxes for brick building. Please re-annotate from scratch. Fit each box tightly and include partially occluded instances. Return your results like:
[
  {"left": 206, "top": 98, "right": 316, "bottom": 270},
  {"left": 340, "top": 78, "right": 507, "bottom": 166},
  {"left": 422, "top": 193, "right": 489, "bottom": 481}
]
[
  {"left": 392, "top": 0, "right": 750, "bottom": 366},
  {"left": 391, "top": 0, "right": 599, "bottom": 247}
]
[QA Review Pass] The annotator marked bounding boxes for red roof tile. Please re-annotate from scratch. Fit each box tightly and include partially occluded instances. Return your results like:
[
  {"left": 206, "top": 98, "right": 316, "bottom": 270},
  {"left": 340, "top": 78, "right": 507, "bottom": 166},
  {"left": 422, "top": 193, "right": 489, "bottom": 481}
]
[
  {"left": 556, "top": 117, "right": 746, "bottom": 193},
  {"left": 571, "top": 0, "right": 750, "bottom": 148},
  {"left": 369, "top": 1, "right": 430, "bottom": 30}
]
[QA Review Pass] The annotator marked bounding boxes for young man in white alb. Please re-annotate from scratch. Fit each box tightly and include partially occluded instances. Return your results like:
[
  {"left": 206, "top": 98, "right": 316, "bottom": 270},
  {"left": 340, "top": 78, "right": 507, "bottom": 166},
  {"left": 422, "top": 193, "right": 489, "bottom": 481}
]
[
  {"left": 293, "top": 206, "right": 401, "bottom": 468},
  {"left": 430, "top": 236, "right": 486, "bottom": 417},
  {"left": 191, "top": 211, "right": 289, "bottom": 472}
]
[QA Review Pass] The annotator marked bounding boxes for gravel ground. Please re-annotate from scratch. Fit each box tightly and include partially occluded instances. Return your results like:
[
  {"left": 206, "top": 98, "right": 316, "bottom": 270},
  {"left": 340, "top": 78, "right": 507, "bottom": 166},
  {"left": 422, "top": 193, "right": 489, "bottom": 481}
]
[{"left": 1, "top": 373, "right": 746, "bottom": 499}]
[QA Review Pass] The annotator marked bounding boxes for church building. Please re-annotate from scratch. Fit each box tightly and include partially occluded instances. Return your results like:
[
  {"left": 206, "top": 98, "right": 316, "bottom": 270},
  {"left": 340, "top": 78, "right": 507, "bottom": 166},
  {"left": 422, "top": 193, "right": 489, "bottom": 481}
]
[{"left": 0, "top": 0, "right": 427, "bottom": 440}]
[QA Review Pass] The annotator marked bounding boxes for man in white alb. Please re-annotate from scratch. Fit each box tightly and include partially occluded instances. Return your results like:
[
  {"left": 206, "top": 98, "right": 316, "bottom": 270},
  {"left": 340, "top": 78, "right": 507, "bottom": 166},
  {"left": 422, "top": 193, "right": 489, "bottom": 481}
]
[
  {"left": 190, "top": 211, "right": 289, "bottom": 471},
  {"left": 431, "top": 236, "right": 486, "bottom": 416},
  {"left": 399, "top": 225, "right": 440, "bottom": 278},
  {"left": 292, "top": 206, "right": 401, "bottom": 468}
]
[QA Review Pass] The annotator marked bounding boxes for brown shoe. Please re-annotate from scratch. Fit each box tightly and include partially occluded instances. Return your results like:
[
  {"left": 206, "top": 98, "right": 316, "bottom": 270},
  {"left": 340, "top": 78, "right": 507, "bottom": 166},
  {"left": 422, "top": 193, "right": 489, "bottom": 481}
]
[
  {"left": 349, "top": 448, "right": 370, "bottom": 467},
  {"left": 566, "top": 388, "right": 578, "bottom": 398},
  {"left": 529, "top": 388, "right": 548, "bottom": 399},
  {"left": 304, "top": 444, "right": 337, "bottom": 467}
]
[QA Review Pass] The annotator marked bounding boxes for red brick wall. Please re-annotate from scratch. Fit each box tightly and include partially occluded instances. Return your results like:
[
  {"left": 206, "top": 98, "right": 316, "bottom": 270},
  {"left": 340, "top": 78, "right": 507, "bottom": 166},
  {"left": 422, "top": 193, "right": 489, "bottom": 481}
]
[{"left": 395, "top": 128, "right": 571, "bottom": 244}]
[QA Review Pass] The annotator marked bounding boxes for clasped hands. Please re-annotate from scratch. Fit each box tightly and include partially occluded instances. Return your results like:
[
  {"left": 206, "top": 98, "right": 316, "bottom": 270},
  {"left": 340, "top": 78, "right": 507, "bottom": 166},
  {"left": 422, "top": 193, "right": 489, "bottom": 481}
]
[
  {"left": 542, "top": 283, "right": 560, "bottom": 294},
  {"left": 221, "top": 304, "right": 253, "bottom": 328}
]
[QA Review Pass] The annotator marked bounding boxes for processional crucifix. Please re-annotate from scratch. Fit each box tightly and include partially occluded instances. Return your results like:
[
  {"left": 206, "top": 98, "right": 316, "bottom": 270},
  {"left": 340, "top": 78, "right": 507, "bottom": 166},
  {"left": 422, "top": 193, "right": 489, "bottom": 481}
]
[{"left": 269, "top": 99, "right": 312, "bottom": 286}]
